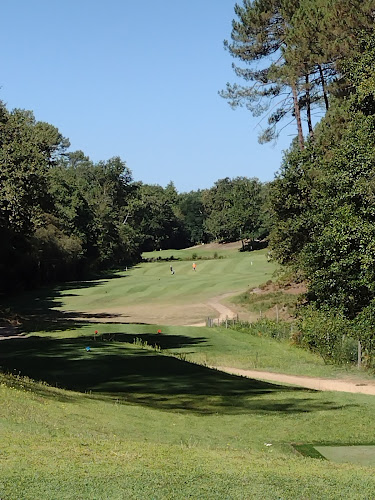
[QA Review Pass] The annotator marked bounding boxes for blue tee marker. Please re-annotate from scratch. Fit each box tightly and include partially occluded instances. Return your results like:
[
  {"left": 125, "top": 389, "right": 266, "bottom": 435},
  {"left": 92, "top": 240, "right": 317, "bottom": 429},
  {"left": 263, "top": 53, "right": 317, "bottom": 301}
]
[{"left": 85, "top": 346, "right": 91, "bottom": 352}]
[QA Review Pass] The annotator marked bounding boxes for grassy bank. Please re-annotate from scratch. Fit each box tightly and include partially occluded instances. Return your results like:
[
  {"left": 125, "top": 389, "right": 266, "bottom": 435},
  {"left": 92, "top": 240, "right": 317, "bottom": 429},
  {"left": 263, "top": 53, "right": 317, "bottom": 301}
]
[{"left": 1, "top": 329, "right": 375, "bottom": 499}]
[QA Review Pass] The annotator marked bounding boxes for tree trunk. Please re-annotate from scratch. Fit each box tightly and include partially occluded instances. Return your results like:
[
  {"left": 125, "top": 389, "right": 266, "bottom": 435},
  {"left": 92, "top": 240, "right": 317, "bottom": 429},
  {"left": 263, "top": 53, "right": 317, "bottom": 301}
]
[
  {"left": 291, "top": 83, "right": 304, "bottom": 151},
  {"left": 305, "top": 74, "right": 314, "bottom": 140},
  {"left": 318, "top": 64, "right": 329, "bottom": 111}
]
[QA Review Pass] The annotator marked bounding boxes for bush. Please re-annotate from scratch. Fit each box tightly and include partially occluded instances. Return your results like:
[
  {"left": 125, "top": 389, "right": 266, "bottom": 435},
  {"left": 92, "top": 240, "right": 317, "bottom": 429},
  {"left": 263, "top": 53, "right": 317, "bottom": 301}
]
[
  {"left": 297, "top": 305, "right": 356, "bottom": 365},
  {"left": 355, "top": 300, "right": 375, "bottom": 369}
]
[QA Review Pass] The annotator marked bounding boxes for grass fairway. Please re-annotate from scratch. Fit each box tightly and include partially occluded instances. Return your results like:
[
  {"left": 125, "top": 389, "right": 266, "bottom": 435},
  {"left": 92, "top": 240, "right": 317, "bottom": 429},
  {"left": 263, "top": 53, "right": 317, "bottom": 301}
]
[
  {"left": 5, "top": 247, "right": 277, "bottom": 326},
  {"left": 2, "top": 245, "right": 375, "bottom": 498}
]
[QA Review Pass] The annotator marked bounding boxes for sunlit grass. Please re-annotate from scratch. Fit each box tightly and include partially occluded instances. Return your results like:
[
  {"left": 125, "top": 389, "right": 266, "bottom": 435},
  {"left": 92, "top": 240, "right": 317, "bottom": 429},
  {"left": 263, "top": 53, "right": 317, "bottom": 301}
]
[
  {"left": 4, "top": 249, "right": 277, "bottom": 316},
  {"left": 2, "top": 245, "right": 375, "bottom": 498},
  {"left": 1, "top": 340, "right": 375, "bottom": 499}
]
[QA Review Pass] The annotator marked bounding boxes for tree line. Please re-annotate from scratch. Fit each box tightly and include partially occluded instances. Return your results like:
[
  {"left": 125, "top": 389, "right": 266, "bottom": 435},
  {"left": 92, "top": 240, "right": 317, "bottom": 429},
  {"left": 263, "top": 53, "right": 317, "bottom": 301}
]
[
  {"left": 0, "top": 102, "right": 269, "bottom": 293},
  {"left": 223, "top": 0, "right": 375, "bottom": 367},
  {"left": 3, "top": 0, "right": 375, "bottom": 368}
]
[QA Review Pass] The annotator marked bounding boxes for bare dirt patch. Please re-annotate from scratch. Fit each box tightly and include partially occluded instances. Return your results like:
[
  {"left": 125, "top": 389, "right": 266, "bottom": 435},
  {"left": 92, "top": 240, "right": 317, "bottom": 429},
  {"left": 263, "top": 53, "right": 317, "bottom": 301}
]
[
  {"left": 68, "top": 302, "right": 220, "bottom": 327},
  {"left": 227, "top": 280, "right": 307, "bottom": 323},
  {"left": 253, "top": 281, "right": 307, "bottom": 295}
]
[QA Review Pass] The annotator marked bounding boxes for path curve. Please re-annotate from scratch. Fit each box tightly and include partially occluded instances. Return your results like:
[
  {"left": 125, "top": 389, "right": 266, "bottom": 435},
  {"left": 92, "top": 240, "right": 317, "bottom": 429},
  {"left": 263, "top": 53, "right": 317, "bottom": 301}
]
[
  {"left": 206, "top": 297, "right": 237, "bottom": 321},
  {"left": 187, "top": 292, "right": 239, "bottom": 327},
  {"left": 212, "top": 366, "right": 375, "bottom": 395}
]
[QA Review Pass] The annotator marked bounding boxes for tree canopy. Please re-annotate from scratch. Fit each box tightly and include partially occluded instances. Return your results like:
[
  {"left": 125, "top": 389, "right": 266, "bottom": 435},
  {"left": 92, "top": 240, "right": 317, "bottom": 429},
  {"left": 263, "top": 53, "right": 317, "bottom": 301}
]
[{"left": 221, "top": 0, "right": 374, "bottom": 148}]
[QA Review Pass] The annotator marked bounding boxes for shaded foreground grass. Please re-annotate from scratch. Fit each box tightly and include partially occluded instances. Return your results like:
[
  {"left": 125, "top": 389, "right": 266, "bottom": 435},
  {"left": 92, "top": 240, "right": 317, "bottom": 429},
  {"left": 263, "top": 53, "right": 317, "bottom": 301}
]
[
  {"left": 2, "top": 326, "right": 375, "bottom": 498},
  {"left": 0, "top": 333, "right": 337, "bottom": 415}
]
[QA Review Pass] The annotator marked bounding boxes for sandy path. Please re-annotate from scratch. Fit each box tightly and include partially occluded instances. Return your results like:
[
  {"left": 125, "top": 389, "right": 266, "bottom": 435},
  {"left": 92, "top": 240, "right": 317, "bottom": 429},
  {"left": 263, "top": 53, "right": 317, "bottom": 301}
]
[
  {"left": 207, "top": 295, "right": 237, "bottom": 320},
  {"left": 213, "top": 366, "right": 375, "bottom": 395},
  {"left": 187, "top": 292, "right": 239, "bottom": 326}
]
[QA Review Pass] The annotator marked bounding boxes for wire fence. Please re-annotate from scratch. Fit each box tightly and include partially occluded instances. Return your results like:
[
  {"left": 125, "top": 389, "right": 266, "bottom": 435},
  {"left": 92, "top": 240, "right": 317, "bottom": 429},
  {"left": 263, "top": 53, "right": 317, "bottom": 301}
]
[{"left": 205, "top": 315, "right": 239, "bottom": 328}]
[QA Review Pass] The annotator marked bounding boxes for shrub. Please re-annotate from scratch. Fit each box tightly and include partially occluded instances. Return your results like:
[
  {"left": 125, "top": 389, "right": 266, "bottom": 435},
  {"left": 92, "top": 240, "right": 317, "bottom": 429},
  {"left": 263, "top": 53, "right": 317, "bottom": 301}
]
[
  {"left": 297, "top": 305, "right": 356, "bottom": 365},
  {"left": 355, "top": 300, "right": 375, "bottom": 369}
]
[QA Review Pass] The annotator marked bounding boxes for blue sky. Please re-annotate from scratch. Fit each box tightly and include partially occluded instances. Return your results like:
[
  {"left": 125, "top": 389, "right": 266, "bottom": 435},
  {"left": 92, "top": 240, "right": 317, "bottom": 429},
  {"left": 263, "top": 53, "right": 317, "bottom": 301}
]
[{"left": 1, "top": 0, "right": 296, "bottom": 193}]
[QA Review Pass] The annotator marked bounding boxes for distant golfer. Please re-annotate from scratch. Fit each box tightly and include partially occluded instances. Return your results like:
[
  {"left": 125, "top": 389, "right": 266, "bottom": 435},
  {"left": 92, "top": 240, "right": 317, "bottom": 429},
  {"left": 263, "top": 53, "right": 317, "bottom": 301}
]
[
  {"left": 170, "top": 265, "right": 175, "bottom": 275},
  {"left": 192, "top": 262, "right": 196, "bottom": 271}
]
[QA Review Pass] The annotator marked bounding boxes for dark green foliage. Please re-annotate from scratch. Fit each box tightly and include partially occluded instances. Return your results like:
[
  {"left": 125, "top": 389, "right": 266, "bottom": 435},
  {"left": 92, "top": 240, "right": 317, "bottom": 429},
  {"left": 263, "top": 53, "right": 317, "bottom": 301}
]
[
  {"left": 126, "top": 182, "right": 188, "bottom": 252},
  {"left": 222, "top": 0, "right": 374, "bottom": 148},
  {"left": 0, "top": 104, "right": 73, "bottom": 291},
  {"left": 221, "top": 0, "right": 311, "bottom": 147},
  {"left": 355, "top": 301, "right": 375, "bottom": 369},
  {"left": 230, "top": 318, "right": 292, "bottom": 342},
  {"left": 176, "top": 190, "right": 208, "bottom": 244},
  {"left": 297, "top": 306, "right": 357, "bottom": 365},
  {"left": 270, "top": 42, "right": 375, "bottom": 318},
  {"left": 0, "top": 103, "right": 140, "bottom": 292},
  {"left": 202, "top": 176, "right": 266, "bottom": 242},
  {"left": 46, "top": 154, "right": 141, "bottom": 272},
  {"left": 268, "top": 31, "right": 375, "bottom": 366},
  {"left": 0, "top": 104, "right": 68, "bottom": 235}
]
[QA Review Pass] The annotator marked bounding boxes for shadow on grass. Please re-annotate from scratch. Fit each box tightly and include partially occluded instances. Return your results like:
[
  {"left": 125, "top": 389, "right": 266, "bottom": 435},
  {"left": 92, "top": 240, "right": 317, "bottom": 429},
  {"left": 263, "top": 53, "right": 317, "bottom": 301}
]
[
  {"left": 2, "top": 273, "right": 136, "bottom": 334},
  {"left": 0, "top": 335, "right": 356, "bottom": 416}
]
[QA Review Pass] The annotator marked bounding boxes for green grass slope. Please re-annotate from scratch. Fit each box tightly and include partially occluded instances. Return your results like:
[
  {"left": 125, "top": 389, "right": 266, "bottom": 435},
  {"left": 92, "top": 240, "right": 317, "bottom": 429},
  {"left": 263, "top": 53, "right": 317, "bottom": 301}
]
[
  {"left": 2, "top": 247, "right": 375, "bottom": 498},
  {"left": 1, "top": 334, "right": 375, "bottom": 499},
  {"left": 4, "top": 248, "right": 275, "bottom": 316}
]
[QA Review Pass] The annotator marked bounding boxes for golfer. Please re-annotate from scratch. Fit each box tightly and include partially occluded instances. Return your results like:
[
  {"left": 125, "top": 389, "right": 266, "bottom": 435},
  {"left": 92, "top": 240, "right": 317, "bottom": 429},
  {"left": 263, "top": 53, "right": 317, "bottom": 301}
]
[{"left": 192, "top": 262, "right": 196, "bottom": 271}]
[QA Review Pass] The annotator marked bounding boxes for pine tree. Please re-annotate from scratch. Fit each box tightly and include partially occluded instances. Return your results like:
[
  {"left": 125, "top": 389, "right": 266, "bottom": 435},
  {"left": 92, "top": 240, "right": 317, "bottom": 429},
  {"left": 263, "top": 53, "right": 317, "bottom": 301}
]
[{"left": 220, "top": 0, "right": 306, "bottom": 149}]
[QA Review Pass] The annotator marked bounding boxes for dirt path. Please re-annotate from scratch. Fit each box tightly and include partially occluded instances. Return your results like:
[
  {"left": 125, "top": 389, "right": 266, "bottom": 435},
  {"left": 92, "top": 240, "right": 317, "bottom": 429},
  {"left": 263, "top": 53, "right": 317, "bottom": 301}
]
[
  {"left": 213, "top": 366, "right": 375, "bottom": 395},
  {"left": 187, "top": 292, "right": 239, "bottom": 326},
  {"left": 207, "top": 295, "right": 237, "bottom": 320}
]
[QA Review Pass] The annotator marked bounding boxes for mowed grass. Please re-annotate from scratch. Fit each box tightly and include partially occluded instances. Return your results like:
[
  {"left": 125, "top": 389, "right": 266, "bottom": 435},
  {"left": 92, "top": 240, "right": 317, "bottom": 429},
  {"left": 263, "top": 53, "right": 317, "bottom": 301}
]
[
  {"left": 2, "top": 246, "right": 375, "bottom": 498},
  {"left": 4, "top": 248, "right": 277, "bottom": 322},
  {"left": 69, "top": 248, "right": 275, "bottom": 308},
  {"left": 1, "top": 329, "right": 375, "bottom": 499}
]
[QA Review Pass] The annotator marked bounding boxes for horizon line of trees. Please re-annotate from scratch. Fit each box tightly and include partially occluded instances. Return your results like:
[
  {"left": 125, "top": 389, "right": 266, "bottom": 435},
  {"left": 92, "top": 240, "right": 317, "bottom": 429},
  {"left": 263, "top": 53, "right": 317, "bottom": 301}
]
[{"left": 0, "top": 101, "right": 270, "bottom": 294}]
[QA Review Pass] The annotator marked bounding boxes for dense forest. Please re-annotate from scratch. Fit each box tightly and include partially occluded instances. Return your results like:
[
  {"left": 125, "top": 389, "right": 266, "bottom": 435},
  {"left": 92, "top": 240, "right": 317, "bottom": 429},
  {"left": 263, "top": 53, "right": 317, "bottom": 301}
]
[
  {"left": 221, "top": 0, "right": 375, "bottom": 365},
  {"left": 2, "top": 0, "right": 375, "bottom": 363}
]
